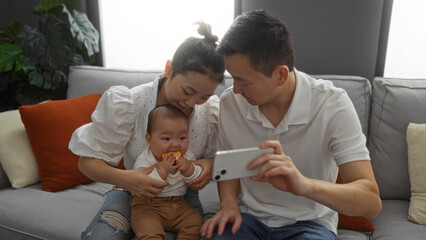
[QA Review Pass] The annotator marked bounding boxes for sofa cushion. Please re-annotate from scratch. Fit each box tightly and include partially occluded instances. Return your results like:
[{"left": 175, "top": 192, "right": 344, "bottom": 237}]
[
  {"left": 0, "top": 111, "right": 12, "bottom": 188},
  {"left": 67, "top": 66, "right": 162, "bottom": 99},
  {"left": 336, "top": 174, "right": 374, "bottom": 232},
  {"left": 19, "top": 94, "right": 101, "bottom": 192},
  {"left": 67, "top": 68, "right": 371, "bottom": 135},
  {"left": 67, "top": 65, "right": 234, "bottom": 99},
  {"left": 406, "top": 122, "right": 426, "bottom": 225},
  {"left": 369, "top": 77, "right": 426, "bottom": 200},
  {"left": 336, "top": 229, "right": 371, "bottom": 240},
  {"left": 371, "top": 200, "right": 426, "bottom": 240},
  {"left": 0, "top": 110, "right": 39, "bottom": 188},
  {"left": 0, "top": 182, "right": 111, "bottom": 240},
  {"left": 312, "top": 75, "right": 371, "bottom": 136}
]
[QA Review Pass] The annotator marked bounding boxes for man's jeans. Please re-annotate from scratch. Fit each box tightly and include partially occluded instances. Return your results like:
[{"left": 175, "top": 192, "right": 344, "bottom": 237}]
[{"left": 204, "top": 213, "right": 336, "bottom": 240}]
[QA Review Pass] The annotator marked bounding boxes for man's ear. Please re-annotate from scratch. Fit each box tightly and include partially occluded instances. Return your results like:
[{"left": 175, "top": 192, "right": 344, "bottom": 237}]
[
  {"left": 276, "top": 65, "right": 289, "bottom": 86},
  {"left": 165, "top": 60, "right": 173, "bottom": 78},
  {"left": 145, "top": 133, "right": 152, "bottom": 146}
]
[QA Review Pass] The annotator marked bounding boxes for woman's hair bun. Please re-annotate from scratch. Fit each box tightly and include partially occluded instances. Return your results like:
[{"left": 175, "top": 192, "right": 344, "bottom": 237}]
[{"left": 196, "top": 21, "right": 219, "bottom": 44}]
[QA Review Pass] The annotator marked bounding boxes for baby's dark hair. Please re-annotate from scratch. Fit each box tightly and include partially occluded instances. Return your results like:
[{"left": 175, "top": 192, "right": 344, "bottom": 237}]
[
  {"left": 171, "top": 21, "right": 225, "bottom": 83},
  {"left": 146, "top": 104, "right": 188, "bottom": 134}
]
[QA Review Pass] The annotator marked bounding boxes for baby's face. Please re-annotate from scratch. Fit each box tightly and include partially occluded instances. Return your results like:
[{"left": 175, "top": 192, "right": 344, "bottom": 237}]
[{"left": 146, "top": 117, "right": 189, "bottom": 161}]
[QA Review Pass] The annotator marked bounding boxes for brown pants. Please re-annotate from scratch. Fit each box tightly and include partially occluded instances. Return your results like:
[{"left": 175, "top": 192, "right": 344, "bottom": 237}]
[{"left": 131, "top": 195, "right": 203, "bottom": 240}]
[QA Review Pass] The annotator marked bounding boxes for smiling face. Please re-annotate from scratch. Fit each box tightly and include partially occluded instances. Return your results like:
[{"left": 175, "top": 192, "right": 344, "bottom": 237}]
[
  {"left": 146, "top": 117, "right": 189, "bottom": 161},
  {"left": 164, "top": 71, "right": 219, "bottom": 117},
  {"left": 225, "top": 53, "right": 281, "bottom": 106}
]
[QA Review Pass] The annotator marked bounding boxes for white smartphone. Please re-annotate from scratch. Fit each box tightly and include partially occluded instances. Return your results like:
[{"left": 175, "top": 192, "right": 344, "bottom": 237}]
[{"left": 212, "top": 147, "right": 274, "bottom": 181}]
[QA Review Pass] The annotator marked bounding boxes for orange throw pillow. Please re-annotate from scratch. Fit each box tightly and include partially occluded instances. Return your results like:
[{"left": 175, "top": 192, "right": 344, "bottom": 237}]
[
  {"left": 19, "top": 94, "right": 101, "bottom": 192},
  {"left": 336, "top": 173, "right": 374, "bottom": 232}
]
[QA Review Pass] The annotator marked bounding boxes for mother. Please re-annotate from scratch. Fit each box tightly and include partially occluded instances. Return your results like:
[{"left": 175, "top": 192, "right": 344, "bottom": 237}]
[{"left": 69, "top": 22, "right": 225, "bottom": 239}]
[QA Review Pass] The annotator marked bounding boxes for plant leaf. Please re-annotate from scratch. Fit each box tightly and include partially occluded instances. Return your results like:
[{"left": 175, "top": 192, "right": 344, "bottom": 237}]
[
  {"left": 14, "top": 83, "right": 51, "bottom": 105},
  {"left": 0, "top": 42, "right": 23, "bottom": 72},
  {"left": 40, "top": 15, "right": 75, "bottom": 68},
  {"left": 42, "top": 69, "right": 66, "bottom": 89},
  {"left": 0, "top": 22, "right": 22, "bottom": 43},
  {"left": 20, "top": 56, "right": 36, "bottom": 74},
  {"left": 17, "top": 17, "right": 75, "bottom": 70},
  {"left": 0, "top": 71, "right": 28, "bottom": 111},
  {"left": 73, "top": 53, "right": 84, "bottom": 65},
  {"left": 63, "top": 5, "right": 99, "bottom": 57},
  {"left": 17, "top": 25, "right": 47, "bottom": 67},
  {"left": 28, "top": 70, "right": 45, "bottom": 88},
  {"left": 35, "top": 0, "right": 80, "bottom": 13}
]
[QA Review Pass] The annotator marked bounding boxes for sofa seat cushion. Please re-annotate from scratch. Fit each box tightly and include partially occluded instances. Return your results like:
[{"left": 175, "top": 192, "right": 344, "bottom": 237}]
[
  {"left": 199, "top": 181, "right": 220, "bottom": 221},
  {"left": 371, "top": 200, "right": 426, "bottom": 240},
  {"left": 336, "top": 229, "right": 371, "bottom": 240},
  {"left": 0, "top": 182, "right": 111, "bottom": 240}
]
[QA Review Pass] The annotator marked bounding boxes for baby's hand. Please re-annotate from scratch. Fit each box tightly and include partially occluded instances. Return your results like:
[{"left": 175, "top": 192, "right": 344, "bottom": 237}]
[
  {"left": 156, "top": 155, "right": 177, "bottom": 180},
  {"left": 176, "top": 157, "right": 194, "bottom": 177}
]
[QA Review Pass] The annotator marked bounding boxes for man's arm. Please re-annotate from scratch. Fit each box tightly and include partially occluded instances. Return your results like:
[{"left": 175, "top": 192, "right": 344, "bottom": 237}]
[
  {"left": 251, "top": 140, "right": 382, "bottom": 219},
  {"left": 304, "top": 160, "right": 382, "bottom": 218},
  {"left": 200, "top": 179, "right": 241, "bottom": 238}
]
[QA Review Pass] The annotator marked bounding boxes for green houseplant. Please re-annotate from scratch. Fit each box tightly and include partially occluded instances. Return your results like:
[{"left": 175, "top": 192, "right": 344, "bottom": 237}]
[{"left": 0, "top": 0, "right": 99, "bottom": 112}]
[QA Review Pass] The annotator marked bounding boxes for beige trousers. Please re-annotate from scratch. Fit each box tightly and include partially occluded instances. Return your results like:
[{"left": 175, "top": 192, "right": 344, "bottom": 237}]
[{"left": 131, "top": 195, "right": 203, "bottom": 240}]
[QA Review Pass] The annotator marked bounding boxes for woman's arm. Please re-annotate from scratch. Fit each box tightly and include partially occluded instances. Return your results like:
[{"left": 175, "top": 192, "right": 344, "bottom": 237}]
[{"left": 78, "top": 156, "right": 167, "bottom": 198}]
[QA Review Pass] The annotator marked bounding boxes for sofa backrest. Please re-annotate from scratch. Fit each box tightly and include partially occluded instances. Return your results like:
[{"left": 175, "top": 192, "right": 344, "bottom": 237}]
[
  {"left": 368, "top": 77, "right": 426, "bottom": 200},
  {"left": 67, "top": 66, "right": 160, "bottom": 98},
  {"left": 312, "top": 75, "right": 371, "bottom": 136},
  {"left": 67, "top": 66, "right": 371, "bottom": 134}
]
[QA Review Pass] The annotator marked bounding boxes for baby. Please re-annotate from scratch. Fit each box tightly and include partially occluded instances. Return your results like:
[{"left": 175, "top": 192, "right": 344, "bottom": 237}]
[{"left": 131, "top": 104, "right": 203, "bottom": 240}]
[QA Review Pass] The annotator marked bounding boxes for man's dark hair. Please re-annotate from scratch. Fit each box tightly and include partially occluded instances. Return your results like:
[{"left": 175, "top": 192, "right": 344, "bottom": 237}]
[
  {"left": 217, "top": 9, "right": 295, "bottom": 77},
  {"left": 146, "top": 104, "right": 188, "bottom": 134}
]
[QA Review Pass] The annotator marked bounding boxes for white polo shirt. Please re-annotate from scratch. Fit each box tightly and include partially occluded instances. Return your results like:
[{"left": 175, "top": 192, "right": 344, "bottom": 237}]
[{"left": 217, "top": 69, "right": 370, "bottom": 234}]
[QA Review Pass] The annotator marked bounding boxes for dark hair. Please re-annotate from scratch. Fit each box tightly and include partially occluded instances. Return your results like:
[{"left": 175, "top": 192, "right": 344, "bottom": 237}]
[
  {"left": 146, "top": 104, "right": 188, "bottom": 134},
  {"left": 217, "top": 9, "right": 295, "bottom": 77},
  {"left": 171, "top": 21, "right": 225, "bottom": 83}
]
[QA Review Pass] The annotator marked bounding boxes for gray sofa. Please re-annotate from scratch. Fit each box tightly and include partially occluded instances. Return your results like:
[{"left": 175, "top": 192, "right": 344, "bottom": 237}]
[{"left": 1, "top": 65, "right": 425, "bottom": 239}]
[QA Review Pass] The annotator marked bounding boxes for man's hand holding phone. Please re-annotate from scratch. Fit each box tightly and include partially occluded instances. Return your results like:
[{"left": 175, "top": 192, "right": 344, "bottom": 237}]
[
  {"left": 212, "top": 147, "right": 274, "bottom": 181},
  {"left": 249, "top": 140, "right": 308, "bottom": 196}
]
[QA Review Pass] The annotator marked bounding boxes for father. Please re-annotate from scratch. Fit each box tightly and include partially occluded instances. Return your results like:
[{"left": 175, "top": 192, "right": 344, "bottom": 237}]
[{"left": 201, "top": 9, "right": 382, "bottom": 239}]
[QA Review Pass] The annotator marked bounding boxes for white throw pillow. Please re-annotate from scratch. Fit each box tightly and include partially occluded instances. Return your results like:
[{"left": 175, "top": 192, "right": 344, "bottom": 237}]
[
  {"left": 0, "top": 110, "right": 39, "bottom": 188},
  {"left": 407, "top": 122, "right": 426, "bottom": 225}
]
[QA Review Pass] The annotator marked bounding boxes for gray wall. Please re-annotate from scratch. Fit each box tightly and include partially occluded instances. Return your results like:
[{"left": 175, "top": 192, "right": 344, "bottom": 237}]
[
  {"left": 1, "top": 0, "right": 391, "bottom": 79},
  {"left": 0, "top": 0, "right": 40, "bottom": 28},
  {"left": 236, "top": 0, "right": 390, "bottom": 81}
]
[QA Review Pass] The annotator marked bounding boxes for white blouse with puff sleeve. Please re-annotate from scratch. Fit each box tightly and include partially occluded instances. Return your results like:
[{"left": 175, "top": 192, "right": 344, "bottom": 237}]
[{"left": 69, "top": 75, "right": 219, "bottom": 170}]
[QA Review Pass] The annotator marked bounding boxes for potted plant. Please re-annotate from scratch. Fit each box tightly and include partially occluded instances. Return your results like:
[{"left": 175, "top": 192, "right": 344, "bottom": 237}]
[{"left": 0, "top": 0, "right": 99, "bottom": 112}]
